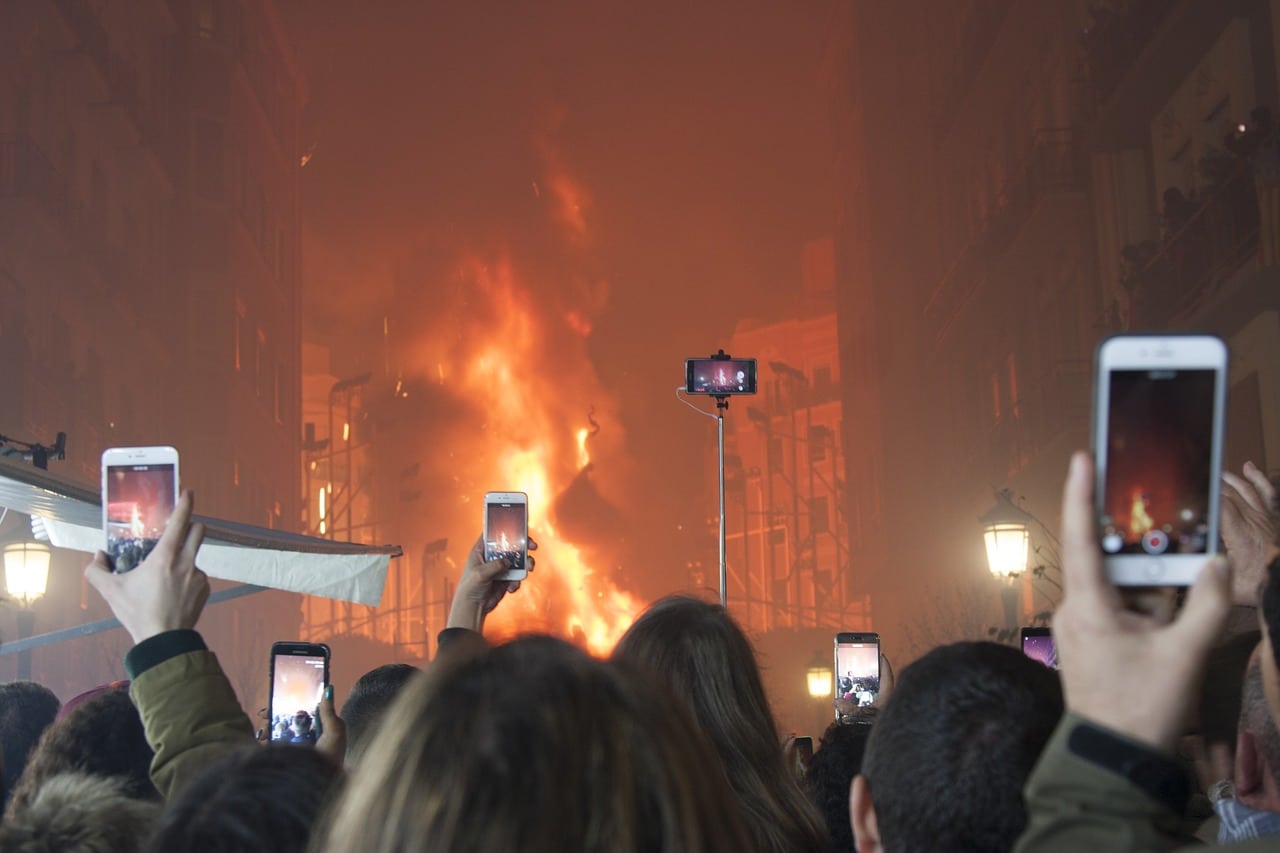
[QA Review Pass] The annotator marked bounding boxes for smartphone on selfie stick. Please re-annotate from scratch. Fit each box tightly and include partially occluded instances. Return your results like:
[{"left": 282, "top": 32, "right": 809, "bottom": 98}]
[
  {"left": 1020, "top": 627, "right": 1058, "bottom": 670},
  {"left": 1092, "top": 335, "right": 1228, "bottom": 586}
]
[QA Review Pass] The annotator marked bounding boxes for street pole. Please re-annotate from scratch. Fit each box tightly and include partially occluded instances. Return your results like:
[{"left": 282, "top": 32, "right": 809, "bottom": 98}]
[{"left": 17, "top": 608, "right": 34, "bottom": 680}]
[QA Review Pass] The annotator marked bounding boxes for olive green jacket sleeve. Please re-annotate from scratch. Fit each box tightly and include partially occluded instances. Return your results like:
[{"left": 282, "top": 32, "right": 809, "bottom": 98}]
[
  {"left": 1015, "top": 714, "right": 1274, "bottom": 853},
  {"left": 127, "top": 634, "right": 254, "bottom": 800}
]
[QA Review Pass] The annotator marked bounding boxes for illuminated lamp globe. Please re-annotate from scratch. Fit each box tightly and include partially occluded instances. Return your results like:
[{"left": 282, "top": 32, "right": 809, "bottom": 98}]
[
  {"left": 3, "top": 541, "right": 51, "bottom": 605},
  {"left": 806, "top": 658, "right": 833, "bottom": 699},
  {"left": 980, "top": 490, "right": 1031, "bottom": 580}
]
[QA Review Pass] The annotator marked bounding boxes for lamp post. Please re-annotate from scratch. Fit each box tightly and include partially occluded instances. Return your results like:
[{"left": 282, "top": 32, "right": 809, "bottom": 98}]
[
  {"left": 806, "top": 652, "right": 833, "bottom": 699},
  {"left": 980, "top": 490, "right": 1030, "bottom": 633},
  {"left": 3, "top": 541, "right": 51, "bottom": 680}
]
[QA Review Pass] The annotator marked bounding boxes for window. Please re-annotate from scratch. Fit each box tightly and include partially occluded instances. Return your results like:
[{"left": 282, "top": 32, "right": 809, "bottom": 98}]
[
  {"left": 255, "top": 328, "right": 265, "bottom": 396},
  {"left": 1006, "top": 353, "right": 1020, "bottom": 420},
  {"left": 990, "top": 372, "right": 1002, "bottom": 423},
  {"left": 809, "top": 496, "right": 830, "bottom": 534},
  {"left": 808, "top": 425, "right": 827, "bottom": 462},
  {"left": 233, "top": 459, "right": 239, "bottom": 487},
  {"left": 234, "top": 296, "right": 245, "bottom": 371},
  {"left": 196, "top": 0, "right": 216, "bottom": 39},
  {"left": 273, "top": 361, "right": 282, "bottom": 423}
]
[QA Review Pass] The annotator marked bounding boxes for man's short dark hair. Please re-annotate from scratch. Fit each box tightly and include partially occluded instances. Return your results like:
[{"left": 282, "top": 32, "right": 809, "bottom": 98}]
[
  {"left": 860, "top": 641, "right": 1064, "bottom": 852},
  {"left": 340, "top": 664, "right": 419, "bottom": 763},
  {"left": 807, "top": 714, "right": 876, "bottom": 853},
  {"left": 145, "top": 745, "right": 341, "bottom": 853},
  {"left": 0, "top": 682, "right": 60, "bottom": 806}
]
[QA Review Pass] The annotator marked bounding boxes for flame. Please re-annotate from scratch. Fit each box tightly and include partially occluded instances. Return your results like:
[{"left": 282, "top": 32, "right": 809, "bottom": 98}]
[
  {"left": 432, "top": 256, "right": 640, "bottom": 655},
  {"left": 130, "top": 504, "right": 145, "bottom": 538},
  {"left": 1129, "top": 490, "right": 1154, "bottom": 538}
]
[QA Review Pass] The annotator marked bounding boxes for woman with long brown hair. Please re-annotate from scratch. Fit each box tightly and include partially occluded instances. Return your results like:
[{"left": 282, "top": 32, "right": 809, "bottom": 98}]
[
  {"left": 315, "top": 635, "right": 748, "bottom": 853},
  {"left": 613, "top": 596, "right": 833, "bottom": 853}
]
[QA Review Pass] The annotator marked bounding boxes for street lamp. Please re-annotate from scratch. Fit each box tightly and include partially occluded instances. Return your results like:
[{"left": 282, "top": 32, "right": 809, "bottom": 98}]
[
  {"left": 3, "top": 540, "right": 50, "bottom": 681},
  {"left": 980, "top": 489, "right": 1031, "bottom": 580},
  {"left": 806, "top": 652, "right": 833, "bottom": 699},
  {"left": 980, "top": 490, "right": 1031, "bottom": 635},
  {"left": 4, "top": 541, "right": 50, "bottom": 605}
]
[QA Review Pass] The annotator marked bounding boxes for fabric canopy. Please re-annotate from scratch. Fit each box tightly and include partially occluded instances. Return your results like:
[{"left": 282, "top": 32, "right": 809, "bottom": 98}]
[{"left": 0, "top": 457, "right": 398, "bottom": 606}]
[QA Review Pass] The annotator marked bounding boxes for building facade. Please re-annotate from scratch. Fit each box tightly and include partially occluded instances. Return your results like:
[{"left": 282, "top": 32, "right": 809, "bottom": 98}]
[
  {"left": 831, "top": 0, "right": 1280, "bottom": 656},
  {"left": 0, "top": 0, "right": 305, "bottom": 704}
]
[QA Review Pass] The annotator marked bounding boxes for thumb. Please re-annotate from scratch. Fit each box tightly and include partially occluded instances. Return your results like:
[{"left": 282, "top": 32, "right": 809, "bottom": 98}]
[
  {"left": 84, "top": 551, "right": 115, "bottom": 595},
  {"left": 1174, "top": 556, "right": 1233, "bottom": 648}
]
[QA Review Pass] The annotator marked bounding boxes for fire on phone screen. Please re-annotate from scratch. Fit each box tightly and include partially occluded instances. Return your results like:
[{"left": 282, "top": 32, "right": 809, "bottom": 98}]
[
  {"left": 105, "top": 464, "right": 176, "bottom": 572},
  {"left": 1100, "top": 369, "right": 1217, "bottom": 557},
  {"left": 835, "top": 641, "right": 880, "bottom": 707},
  {"left": 270, "top": 653, "right": 326, "bottom": 744}
]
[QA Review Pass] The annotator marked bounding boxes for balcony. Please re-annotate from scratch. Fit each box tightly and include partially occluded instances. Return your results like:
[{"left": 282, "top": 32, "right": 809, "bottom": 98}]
[{"left": 1126, "top": 164, "right": 1259, "bottom": 329}]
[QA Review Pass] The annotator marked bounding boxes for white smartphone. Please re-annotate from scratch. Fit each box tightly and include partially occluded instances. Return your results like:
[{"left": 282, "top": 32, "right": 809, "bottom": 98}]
[
  {"left": 101, "top": 446, "right": 180, "bottom": 573},
  {"left": 1093, "top": 335, "right": 1228, "bottom": 585},
  {"left": 483, "top": 491, "right": 529, "bottom": 582}
]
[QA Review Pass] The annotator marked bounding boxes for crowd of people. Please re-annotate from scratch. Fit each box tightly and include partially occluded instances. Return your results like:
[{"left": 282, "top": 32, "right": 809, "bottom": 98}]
[{"left": 0, "top": 452, "right": 1275, "bottom": 852}]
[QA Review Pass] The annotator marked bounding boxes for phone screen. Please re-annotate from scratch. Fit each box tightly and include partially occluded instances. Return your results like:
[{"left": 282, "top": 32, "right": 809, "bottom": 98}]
[
  {"left": 835, "top": 640, "right": 880, "bottom": 707},
  {"left": 1022, "top": 633, "right": 1058, "bottom": 670},
  {"left": 1100, "top": 369, "right": 1217, "bottom": 557},
  {"left": 105, "top": 463, "right": 177, "bottom": 572},
  {"left": 485, "top": 501, "right": 528, "bottom": 574},
  {"left": 685, "top": 358, "right": 757, "bottom": 395},
  {"left": 270, "top": 652, "right": 327, "bottom": 744}
]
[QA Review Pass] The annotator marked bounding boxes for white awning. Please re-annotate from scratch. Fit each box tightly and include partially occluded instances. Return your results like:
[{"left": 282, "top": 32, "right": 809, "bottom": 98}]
[{"left": 0, "top": 457, "right": 397, "bottom": 606}]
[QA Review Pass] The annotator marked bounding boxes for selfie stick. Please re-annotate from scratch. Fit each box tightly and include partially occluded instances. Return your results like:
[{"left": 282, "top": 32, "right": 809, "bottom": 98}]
[{"left": 709, "top": 353, "right": 733, "bottom": 608}]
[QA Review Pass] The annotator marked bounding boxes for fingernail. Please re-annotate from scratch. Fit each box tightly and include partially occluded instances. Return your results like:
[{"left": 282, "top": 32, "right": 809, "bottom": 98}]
[{"left": 324, "top": 684, "right": 333, "bottom": 701}]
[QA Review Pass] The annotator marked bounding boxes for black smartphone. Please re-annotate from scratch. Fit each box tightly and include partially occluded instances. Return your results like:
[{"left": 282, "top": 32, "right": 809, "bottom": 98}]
[
  {"left": 834, "top": 632, "right": 880, "bottom": 716},
  {"left": 1020, "top": 627, "right": 1058, "bottom": 670},
  {"left": 268, "top": 642, "right": 330, "bottom": 745},
  {"left": 793, "top": 735, "right": 813, "bottom": 777},
  {"left": 685, "top": 357, "right": 757, "bottom": 395}
]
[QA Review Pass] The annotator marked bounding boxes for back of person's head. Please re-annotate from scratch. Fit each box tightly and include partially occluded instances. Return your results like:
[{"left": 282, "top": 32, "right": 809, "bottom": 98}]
[
  {"left": 0, "top": 772, "right": 158, "bottom": 853},
  {"left": 318, "top": 635, "right": 750, "bottom": 853},
  {"left": 339, "top": 663, "right": 419, "bottom": 764},
  {"left": 0, "top": 681, "right": 60, "bottom": 806},
  {"left": 5, "top": 685, "right": 156, "bottom": 819},
  {"left": 807, "top": 715, "right": 876, "bottom": 853},
  {"left": 612, "top": 595, "right": 831, "bottom": 853},
  {"left": 145, "top": 744, "right": 341, "bottom": 853},
  {"left": 854, "top": 641, "right": 1064, "bottom": 853}
]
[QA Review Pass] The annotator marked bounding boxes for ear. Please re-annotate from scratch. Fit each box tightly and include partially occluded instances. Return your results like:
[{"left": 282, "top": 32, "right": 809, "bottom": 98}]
[
  {"left": 1236, "top": 730, "right": 1263, "bottom": 796},
  {"left": 850, "top": 774, "right": 883, "bottom": 853}
]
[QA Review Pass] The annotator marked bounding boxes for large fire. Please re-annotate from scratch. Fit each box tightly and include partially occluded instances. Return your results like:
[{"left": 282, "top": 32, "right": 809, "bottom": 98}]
[
  {"left": 412, "top": 255, "right": 642, "bottom": 655},
  {"left": 1128, "top": 489, "right": 1154, "bottom": 538}
]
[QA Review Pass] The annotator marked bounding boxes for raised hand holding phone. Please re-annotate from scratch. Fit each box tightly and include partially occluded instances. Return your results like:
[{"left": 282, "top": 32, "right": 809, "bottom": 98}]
[
  {"left": 85, "top": 489, "right": 209, "bottom": 645},
  {"left": 1053, "top": 452, "right": 1232, "bottom": 752},
  {"left": 101, "top": 446, "right": 179, "bottom": 573},
  {"left": 447, "top": 534, "right": 538, "bottom": 633}
]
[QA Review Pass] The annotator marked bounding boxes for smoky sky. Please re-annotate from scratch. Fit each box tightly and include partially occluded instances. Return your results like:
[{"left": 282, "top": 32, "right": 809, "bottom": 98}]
[{"left": 282, "top": 0, "right": 837, "bottom": 600}]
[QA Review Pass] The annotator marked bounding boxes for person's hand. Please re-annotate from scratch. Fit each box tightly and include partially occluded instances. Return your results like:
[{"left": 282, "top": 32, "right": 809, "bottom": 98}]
[
  {"left": 85, "top": 490, "right": 210, "bottom": 645},
  {"left": 1222, "top": 461, "right": 1279, "bottom": 607},
  {"left": 445, "top": 535, "right": 538, "bottom": 633},
  {"left": 315, "top": 685, "right": 347, "bottom": 764},
  {"left": 1052, "top": 452, "right": 1233, "bottom": 753}
]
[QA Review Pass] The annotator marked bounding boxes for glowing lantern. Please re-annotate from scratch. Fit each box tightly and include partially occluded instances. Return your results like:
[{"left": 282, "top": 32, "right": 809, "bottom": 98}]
[
  {"left": 980, "top": 490, "right": 1031, "bottom": 580},
  {"left": 4, "top": 541, "right": 51, "bottom": 605}
]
